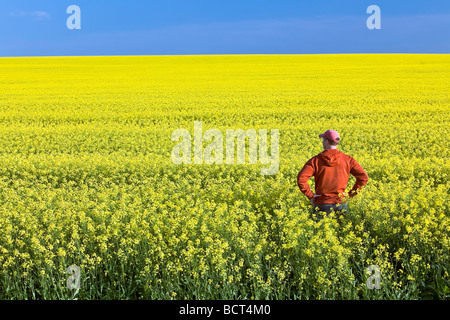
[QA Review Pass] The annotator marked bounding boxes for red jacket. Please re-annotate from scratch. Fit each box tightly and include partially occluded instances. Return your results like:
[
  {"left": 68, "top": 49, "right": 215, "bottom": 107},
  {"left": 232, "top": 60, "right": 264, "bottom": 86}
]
[{"left": 297, "top": 149, "right": 368, "bottom": 204}]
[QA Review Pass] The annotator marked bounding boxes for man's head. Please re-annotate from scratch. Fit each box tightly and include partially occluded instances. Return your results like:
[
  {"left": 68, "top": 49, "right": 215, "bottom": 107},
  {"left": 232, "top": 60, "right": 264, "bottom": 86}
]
[{"left": 319, "top": 130, "right": 340, "bottom": 150}]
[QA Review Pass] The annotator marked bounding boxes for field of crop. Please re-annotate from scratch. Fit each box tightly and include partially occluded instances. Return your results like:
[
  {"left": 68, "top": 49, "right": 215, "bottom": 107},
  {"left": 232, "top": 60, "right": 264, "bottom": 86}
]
[{"left": 0, "top": 54, "right": 449, "bottom": 299}]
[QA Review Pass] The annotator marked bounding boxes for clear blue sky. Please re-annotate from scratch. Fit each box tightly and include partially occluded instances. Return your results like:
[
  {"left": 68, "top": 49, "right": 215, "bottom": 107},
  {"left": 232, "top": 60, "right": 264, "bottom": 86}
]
[{"left": 1, "top": 0, "right": 449, "bottom": 56}]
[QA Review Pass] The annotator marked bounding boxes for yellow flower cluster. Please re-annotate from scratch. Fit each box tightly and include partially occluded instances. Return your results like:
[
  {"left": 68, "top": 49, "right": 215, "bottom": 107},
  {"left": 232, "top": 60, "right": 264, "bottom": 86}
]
[{"left": 0, "top": 54, "right": 448, "bottom": 299}]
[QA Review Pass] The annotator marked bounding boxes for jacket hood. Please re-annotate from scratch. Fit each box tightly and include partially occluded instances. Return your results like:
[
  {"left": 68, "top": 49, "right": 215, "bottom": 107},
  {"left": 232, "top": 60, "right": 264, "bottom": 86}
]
[{"left": 318, "top": 149, "right": 342, "bottom": 167}]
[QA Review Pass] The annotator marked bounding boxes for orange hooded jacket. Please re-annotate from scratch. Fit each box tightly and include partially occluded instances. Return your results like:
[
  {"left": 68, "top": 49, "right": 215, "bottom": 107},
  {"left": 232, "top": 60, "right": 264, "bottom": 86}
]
[{"left": 297, "top": 149, "right": 369, "bottom": 205}]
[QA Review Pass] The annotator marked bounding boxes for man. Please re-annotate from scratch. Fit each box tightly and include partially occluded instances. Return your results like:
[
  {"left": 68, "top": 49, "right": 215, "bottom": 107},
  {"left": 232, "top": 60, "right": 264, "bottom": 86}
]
[{"left": 297, "top": 130, "right": 369, "bottom": 221}]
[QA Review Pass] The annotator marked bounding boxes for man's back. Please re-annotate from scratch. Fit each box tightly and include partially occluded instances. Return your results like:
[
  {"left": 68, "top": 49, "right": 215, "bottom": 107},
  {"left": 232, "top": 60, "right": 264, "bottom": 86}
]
[{"left": 297, "top": 149, "right": 368, "bottom": 205}]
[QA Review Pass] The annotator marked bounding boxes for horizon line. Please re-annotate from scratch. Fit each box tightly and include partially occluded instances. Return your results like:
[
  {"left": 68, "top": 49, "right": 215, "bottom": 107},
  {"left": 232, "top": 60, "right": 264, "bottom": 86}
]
[{"left": 0, "top": 52, "right": 448, "bottom": 58}]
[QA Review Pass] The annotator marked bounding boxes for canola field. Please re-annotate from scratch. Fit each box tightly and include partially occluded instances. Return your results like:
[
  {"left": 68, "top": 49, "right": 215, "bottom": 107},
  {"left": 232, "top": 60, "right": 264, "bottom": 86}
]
[{"left": 0, "top": 54, "right": 449, "bottom": 299}]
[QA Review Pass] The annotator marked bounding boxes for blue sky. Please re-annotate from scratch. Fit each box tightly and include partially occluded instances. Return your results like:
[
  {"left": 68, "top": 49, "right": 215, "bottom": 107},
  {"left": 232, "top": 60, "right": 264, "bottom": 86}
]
[{"left": 1, "top": 0, "right": 449, "bottom": 56}]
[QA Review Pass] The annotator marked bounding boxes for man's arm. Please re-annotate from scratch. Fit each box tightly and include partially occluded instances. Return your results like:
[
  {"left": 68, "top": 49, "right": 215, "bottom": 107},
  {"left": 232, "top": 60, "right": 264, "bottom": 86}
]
[
  {"left": 297, "top": 159, "right": 315, "bottom": 201},
  {"left": 348, "top": 158, "right": 369, "bottom": 197}
]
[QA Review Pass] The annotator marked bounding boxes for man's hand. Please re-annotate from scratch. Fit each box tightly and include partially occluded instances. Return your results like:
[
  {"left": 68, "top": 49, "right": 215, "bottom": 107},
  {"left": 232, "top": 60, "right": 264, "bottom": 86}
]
[
  {"left": 339, "top": 192, "right": 350, "bottom": 202},
  {"left": 310, "top": 194, "right": 321, "bottom": 205}
]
